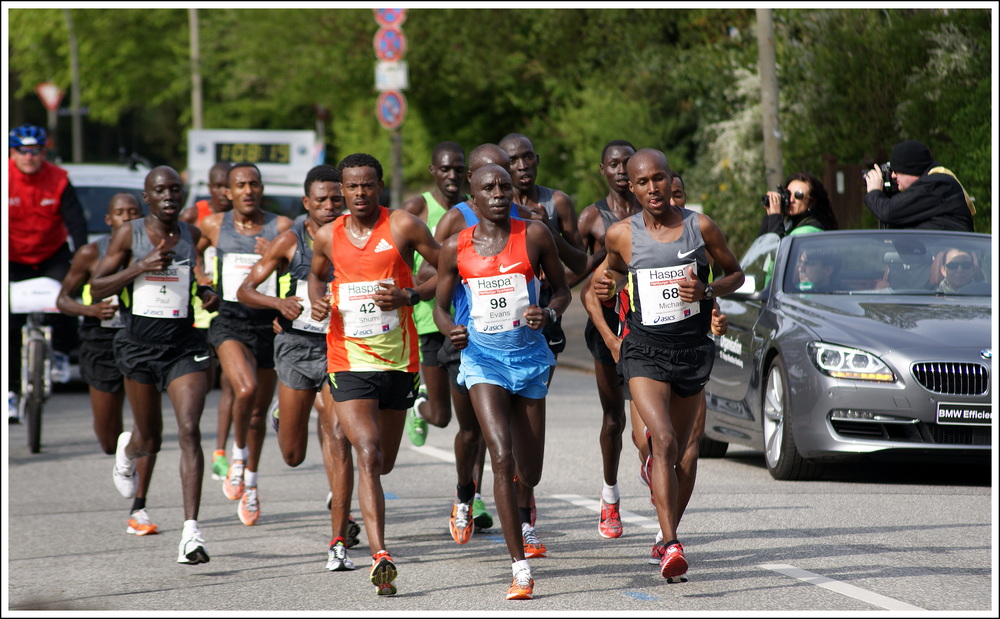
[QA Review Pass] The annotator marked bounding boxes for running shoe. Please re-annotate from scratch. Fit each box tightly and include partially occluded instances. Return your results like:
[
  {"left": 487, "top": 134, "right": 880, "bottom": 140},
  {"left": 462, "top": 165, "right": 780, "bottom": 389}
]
[
  {"left": 270, "top": 403, "right": 280, "bottom": 433},
  {"left": 346, "top": 517, "right": 362, "bottom": 548},
  {"left": 660, "top": 542, "right": 689, "bottom": 582},
  {"left": 126, "top": 509, "right": 159, "bottom": 536},
  {"left": 472, "top": 498, "right": 494, "bottom": 531},
  {"left": 326, "top": 539, "right": 356, "bottom": 571},
  {"left": 370, "top": 550, "right": 398, "bottom": 596},
  {"left": 522, "top": 525, "right": 547, "bottom": 558},
  {"left": 598, "top": 499, "right": 623, "bottom": 539},
  {"left": 506, "top": 569, "right": 534, "bottom": 600},
  {"left": 112, "top": 431, "right": 138, "bottom": 498},
  {"left": 177, "top": 529, "right": 210, "bottom": 564},
  {"left": 223, "top": 459, "right": 245, "bottom": 500},
  {"left": 648, "top": 540, "right": 666, "bottom": 565},
  {"left": 238, "top": 486, "right": 260, "bottom": 525},
  {"left": 211, "top": 450, "right": 229, "bottom": 481},
  {"left": 449, "top": 497, "right": 474, "bottom": 544},
  {"left": 404, "top": 391, "right": 428, "bottom": 447}
]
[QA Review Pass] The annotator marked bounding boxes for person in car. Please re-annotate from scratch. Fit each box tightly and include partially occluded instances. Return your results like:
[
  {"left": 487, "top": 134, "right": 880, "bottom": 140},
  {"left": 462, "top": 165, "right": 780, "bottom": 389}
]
[
  {"left": 935, "top": 248, "right": 977, "bottom": 293},
  {"left": 795, "top": 248, "right": 841, "bottom": 293}
]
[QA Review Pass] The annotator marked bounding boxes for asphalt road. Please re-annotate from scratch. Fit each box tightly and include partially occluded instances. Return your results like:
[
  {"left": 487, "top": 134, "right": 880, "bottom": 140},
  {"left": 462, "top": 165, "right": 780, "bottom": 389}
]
[{"left": 4, "top": 299, "right": 995, "bottom": 613}]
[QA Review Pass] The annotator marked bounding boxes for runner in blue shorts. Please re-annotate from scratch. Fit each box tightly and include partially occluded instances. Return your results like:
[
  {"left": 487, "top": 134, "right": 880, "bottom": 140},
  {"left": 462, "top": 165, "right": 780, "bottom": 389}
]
[{"left": 434, "top": 163, "right": 570, "bottom": 601}]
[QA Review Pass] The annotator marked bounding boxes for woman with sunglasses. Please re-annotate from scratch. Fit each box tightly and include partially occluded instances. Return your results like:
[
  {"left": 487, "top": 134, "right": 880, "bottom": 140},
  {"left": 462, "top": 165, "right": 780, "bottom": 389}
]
[
  {"left": 936, "top": 248, "right": 977, "bottom": 293},
  {"left": 758, "top": 172, "right": 839, "bottom": 238}
]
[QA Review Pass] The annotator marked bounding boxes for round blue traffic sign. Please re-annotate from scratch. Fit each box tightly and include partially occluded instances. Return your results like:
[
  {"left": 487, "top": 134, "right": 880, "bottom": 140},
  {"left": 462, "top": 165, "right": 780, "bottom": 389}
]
[
  {"left": 373, "top": 8, "right": 407, "bottom": 28},
  {"left": 373, "top": 26, "right": 407, "bottom": 62},
  {"left": 376, "top": 90, "right": 407, "bottom": 130}
]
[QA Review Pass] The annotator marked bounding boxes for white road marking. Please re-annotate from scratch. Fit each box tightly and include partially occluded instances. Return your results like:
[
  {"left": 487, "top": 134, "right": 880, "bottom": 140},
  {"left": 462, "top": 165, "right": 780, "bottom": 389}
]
[{"left": 760, "top": 563, "right": 925, "bottom": 611}]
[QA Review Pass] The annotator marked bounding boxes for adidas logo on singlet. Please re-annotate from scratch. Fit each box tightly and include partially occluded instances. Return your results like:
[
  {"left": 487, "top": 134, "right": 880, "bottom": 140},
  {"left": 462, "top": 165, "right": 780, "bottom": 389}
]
[{"left": 373, "top": 238, "right": 393, "bottom": 253}]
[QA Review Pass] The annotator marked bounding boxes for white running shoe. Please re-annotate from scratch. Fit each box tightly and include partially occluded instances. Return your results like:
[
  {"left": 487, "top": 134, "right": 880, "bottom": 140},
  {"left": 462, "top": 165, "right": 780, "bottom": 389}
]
[
  {"left": 177, "top": 530, "right": 210, "bottom": 564},
  {"left": 112, "top": 432, "right": 138, "bottom": 498},
  {"left": 326, "top": 540, "right": 356, "bottom": 571}
]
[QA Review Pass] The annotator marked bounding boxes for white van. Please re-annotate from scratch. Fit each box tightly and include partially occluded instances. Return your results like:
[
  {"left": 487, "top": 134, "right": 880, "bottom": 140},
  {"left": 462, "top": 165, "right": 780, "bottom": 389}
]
[{"left": 185, "top": 129, "right": 321, "bottom": 219}]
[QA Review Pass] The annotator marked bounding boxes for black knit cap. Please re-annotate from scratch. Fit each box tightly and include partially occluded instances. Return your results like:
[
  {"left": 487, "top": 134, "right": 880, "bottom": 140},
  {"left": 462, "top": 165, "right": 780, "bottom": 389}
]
[{"left": 890, "top": 139, "right": 935, "bottom": 175}]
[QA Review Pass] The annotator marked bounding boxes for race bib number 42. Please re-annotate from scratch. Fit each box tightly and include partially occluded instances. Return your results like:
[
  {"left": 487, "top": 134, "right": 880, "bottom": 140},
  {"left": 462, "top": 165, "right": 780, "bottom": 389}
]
[
  {"left": 133, "top": 265, "right": 190, "bottom": 318},
  {"left": 636, "top": 265, "right": 699, "bottom": 326},
  {"left": 338, "top": 279, "right": 399, "bottom": 338}
]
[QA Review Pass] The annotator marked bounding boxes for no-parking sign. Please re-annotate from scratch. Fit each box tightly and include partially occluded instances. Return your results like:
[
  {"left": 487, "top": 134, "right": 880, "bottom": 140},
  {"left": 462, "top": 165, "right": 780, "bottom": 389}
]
[
  {"left": 373, "top": 8, "right": 407, "bottom": 28},
  {"left": 373, "top": 26, "right": 407, "bottom": 62},
  {"left": 376, "top": 90, "right": 407, "bottom": 130}
]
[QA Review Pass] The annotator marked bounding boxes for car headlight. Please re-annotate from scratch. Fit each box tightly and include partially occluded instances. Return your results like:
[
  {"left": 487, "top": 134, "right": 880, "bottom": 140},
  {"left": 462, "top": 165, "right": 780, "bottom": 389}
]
[{"left": 807, "top": 342, "right": 896, "bottom": 382}]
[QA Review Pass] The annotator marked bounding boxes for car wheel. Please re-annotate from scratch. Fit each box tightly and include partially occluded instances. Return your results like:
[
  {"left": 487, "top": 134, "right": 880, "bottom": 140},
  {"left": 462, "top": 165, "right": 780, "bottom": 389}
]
[
  {"left": 698, "top": 435, "right": 729, "bottom": 458},
  {"left": 761, "top": 357, "right": 822, "bottom": 480}
]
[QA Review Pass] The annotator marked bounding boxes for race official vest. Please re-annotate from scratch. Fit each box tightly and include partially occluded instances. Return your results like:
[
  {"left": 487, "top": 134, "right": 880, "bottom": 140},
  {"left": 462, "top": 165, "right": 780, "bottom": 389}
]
[{"left": 8, "top": 159, "right": 71, "bottom": 265}]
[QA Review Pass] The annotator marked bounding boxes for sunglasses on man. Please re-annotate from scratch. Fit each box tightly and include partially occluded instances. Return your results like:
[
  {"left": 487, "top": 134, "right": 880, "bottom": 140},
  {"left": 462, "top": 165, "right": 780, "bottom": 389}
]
[{"left": 15, "top": 146, "right": 44, "bottom": 156}]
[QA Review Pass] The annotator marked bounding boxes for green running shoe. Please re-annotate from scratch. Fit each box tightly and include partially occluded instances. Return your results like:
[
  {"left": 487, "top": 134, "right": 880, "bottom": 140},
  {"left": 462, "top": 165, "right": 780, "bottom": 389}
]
[
  {"left": 211, "top": 450, "right": 229, "bottom": 481},
  {"left": 472, "top": 498, "right": 494, "bottom": 531},
  {"left": 404, "top": 389, "right": 428, "bottom": 446}
]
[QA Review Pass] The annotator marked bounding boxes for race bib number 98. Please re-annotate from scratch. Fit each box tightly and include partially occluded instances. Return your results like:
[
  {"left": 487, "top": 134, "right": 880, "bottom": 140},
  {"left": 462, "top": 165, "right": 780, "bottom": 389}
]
[
  {"left": 468, "top": 273, "right": 529, "bottom": 334},
  {"left": 636, "top": 265, "right": 699, "bottom": 326}
]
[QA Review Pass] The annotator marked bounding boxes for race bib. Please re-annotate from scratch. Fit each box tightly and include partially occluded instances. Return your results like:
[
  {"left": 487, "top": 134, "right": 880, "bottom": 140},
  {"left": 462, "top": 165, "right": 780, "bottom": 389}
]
[
  {"left": 467, "top": 273, "right": 530, "bottom": 334},
  {"left": 291, "top": 278, "right": 329, "bottom": 334},
  {"left": 99, "top": 296, "right": 125, "bottom": 329},
  {"left": 635, "top": 265, "right": 699, "bottom": 326},
  {"left": 132, "top": 265, "right": 190, "bottom": 319},
  {"left": 203, "top": 246, "right": 217, "bottom": 279},
  {"left": 221, "top": 252, "right": 276, "bottom": 302},
  {"left": 338, "top": 279, "right": 399, "bottom": 338}
]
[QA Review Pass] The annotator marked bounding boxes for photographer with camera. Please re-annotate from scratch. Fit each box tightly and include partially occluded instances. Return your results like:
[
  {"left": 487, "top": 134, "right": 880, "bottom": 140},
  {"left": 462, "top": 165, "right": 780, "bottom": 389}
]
[
  {"left": 757, "top": 172, "right": 838, "bottom": 238},
  {"left": 863, "top": 139, "right": 973, "bottom": 232}
]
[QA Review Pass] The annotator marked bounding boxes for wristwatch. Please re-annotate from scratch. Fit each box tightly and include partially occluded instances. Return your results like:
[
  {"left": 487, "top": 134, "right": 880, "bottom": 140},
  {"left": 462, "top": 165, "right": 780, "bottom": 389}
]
[
  {"left": 703, "top": 284, "right": 714, "bottom": 301},
  {"left": 546, "top": 307, "right": 558, "bottom": 325},
  {"left": 405, "top": 287, "right": 420, "bottom": 307}
]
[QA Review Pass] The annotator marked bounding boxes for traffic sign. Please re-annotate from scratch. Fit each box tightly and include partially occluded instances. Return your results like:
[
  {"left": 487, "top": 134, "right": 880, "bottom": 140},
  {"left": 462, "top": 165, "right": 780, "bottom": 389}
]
[
  {"left": 376, "top": 90, "right": 407, "bottom": 130},
  {"left": 375, "top": 60, "right": 409, "bottom": 91},
  {"left": 373, "top": 26, "right": 407, "bottom": 62},
  {"left": 35, "top": 82, "right": 65, "bottom": 112},
  {"left": 373, "top": 8, "right": 407, "bottom": 28}
]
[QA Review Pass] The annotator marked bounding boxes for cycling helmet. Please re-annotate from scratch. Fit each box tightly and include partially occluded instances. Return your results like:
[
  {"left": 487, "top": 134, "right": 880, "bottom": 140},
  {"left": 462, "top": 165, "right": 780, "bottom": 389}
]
[{"left": 9, "top": 124, "right": 47, "bottom": 149}]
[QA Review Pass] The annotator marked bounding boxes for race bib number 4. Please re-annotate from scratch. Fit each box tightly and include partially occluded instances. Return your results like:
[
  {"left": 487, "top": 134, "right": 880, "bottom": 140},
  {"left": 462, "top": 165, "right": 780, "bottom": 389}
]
[
  {"left": 221, "top": 252, "right": 276, "bottom": 302},
  {"left": 292, "top": 278, "right": 329, "bottom": 334},
  {"left": 338, "top": 280, "right": 399, "bottom": 338},
  {"left": 636, "top": 265, "right": 699, "bottom": 326},
  {"left": 468, "top": 273, "right": 529, "bottom": 334},
  {"left": 133, "top": 265, "right": 190, "bottom": 319}
]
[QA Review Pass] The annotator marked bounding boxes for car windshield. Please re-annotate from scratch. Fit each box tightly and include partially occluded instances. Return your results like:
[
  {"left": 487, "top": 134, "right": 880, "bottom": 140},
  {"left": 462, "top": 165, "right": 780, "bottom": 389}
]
[{"left": 783, "top": 232, "right": 992, "bottom": 297}]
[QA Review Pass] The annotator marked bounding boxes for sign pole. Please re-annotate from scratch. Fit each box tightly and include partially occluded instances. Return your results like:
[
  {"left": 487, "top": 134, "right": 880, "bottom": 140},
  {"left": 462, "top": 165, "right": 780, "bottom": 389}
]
[
  {"left": 391, "top": 129, "right": 403, "bottom": 210},
  {"left": 373, "top": 8, "right": 409, "bottom": 208}
]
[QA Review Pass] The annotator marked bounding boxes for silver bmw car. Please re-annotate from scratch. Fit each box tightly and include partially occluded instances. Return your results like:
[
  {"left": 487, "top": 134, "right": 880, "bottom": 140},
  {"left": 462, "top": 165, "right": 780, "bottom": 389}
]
[{"left": 702, "top": 229, "right": 992, "bottom": 480}]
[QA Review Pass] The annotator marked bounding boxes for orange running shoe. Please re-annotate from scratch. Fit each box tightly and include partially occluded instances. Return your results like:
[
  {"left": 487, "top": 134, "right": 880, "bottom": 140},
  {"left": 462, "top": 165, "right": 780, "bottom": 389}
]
[
  {"left": 522, "top": 525, "right": 547, "bottom": 558},
  {"left": 126, "top": 509, "right": 159, "bottom": 536},
  {"left": 223, "top": 459, "right": 245, "bottom": 500},
  {"left": 370, "top": 550, "right": 397, "bottom": 596},
  {"left": 449, "top": 497, "right": 474, "bottom": 545},
  {"left": 506, "top": 569, "right": 534, "bottom": 600},
  {"left": 238, "top": 486, "right": 260, "bottom": 525}
]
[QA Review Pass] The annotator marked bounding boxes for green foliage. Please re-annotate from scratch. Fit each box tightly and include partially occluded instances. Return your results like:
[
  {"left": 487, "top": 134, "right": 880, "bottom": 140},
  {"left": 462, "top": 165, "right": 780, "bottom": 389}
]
[{"left": 8, "top": 7, "right": 991, "bottom": 245}]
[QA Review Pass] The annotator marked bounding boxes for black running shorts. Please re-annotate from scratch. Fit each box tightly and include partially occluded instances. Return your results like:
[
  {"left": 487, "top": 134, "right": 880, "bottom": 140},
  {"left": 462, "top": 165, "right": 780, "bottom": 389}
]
[
  {"left": 419, "top": 332, "right": 446, "bottom": 368},
  {"left": 329, "top": 370, "right": 420, "bottom": 410},
  {"left": 208, "top": 315, "right": 277, "bottom": 369},
  {"left": 114, "top": 329, "right": 210, "bottom": 392},
  {"left": 617, "top": 335, "right": 715, "bottom": 398},
  {"left": 436, "top": 336, "right": 469, "bottom": 396},
  {"left": 79, "top": 328, "right": 123, "bottom": 393}
]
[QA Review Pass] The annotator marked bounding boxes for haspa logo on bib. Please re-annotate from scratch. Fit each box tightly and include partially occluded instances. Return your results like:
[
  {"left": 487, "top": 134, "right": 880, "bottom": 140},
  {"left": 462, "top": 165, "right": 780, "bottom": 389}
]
[
  {"left": 649, "top": 266, "right": 687, "bottom": 281},
  {"left": 477, "top": 277, "right": 513, "bottom": 290},
  {"left": 345, "top": 282, "right": 380, "bottom": 296}
]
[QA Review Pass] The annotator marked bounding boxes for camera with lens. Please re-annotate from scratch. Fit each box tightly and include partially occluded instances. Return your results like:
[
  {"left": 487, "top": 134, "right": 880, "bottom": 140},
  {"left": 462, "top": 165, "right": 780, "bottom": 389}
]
[
  {"left": 760, "top": 186, "right": 791, "bottom": 214},
  {"left": 863, "top": 162, "right": 898, "bottom": 195}
]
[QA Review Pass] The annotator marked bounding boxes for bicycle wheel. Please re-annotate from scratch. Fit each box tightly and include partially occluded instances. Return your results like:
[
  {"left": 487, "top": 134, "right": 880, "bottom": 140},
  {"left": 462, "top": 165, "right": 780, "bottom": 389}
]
[{"left": 25, "top": 338, "right": 46, "bottom": 454}]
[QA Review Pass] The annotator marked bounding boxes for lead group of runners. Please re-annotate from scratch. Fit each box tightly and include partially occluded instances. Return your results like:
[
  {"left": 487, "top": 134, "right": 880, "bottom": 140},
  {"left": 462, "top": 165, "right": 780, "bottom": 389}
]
[{"left": 55, "top": 135, "right": 744, "bottom": 600}]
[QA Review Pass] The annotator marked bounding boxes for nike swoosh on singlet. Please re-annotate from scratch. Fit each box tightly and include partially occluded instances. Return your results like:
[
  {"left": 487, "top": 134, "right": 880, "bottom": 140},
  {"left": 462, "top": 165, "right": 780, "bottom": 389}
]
[
  {"left": 193, "top": 354, "right": 210, "bottom": 362},
  {"left": 677, "top": 248, "right": 699, "bottom": 260},
  {"left": 498, "top": 262, "right": 523, "bottom": 274}
]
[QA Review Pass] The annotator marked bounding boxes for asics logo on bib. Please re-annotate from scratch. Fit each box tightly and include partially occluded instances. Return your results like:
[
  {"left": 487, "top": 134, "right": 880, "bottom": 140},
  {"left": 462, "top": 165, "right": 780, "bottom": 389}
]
[
  {"left": 193, "top": 354, "right": 210, "bottom": 362},
  {"left": 373, "top": 239, "right": 393, "bottom": 253},
  {"left": 677, "top": 248, "right": 699, "bottom": 259},
  {"left": 498, "top": 262, "right": 522, "bottom": 274}
]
